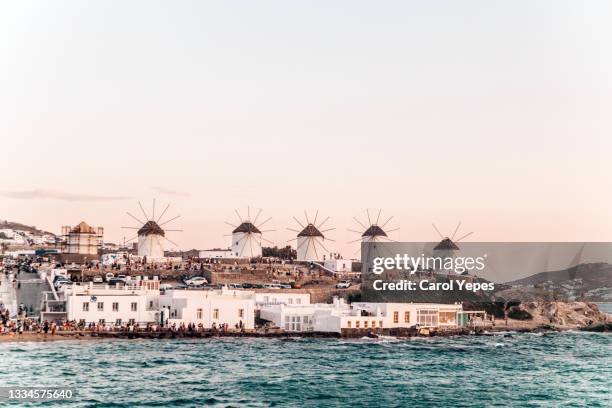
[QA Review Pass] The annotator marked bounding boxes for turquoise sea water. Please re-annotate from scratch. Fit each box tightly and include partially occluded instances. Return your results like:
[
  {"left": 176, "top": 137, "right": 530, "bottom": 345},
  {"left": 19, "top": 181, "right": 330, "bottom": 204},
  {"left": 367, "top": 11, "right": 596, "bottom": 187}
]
[{"left": 1, "top": 331, "right": 611, "bottom": 407}]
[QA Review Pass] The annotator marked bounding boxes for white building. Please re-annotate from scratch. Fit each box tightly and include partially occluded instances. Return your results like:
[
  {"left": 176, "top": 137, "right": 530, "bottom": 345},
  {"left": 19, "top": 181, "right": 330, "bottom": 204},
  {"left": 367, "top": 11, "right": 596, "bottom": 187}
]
[
  {"left": 61, "top": 283, "right": 160, "bottom": 326},
  {"left": 61, "top": 222, "right": 103, "bottom": 255},
  {"left": 254, "top": 292, "right": 310, "bottom": 308},
  {"left": 160, "top": 288, "right": 256, "bottom": 329},
  {"left": 260, "top": 299, "right": 463, "bottom": 333},
  {"left": 199, "top": 248, "right": 236, "bottom": 259},
  {"left": 323, "top": 259, "right": 353, "bottom": 274},
  {"left": 137, "top": 221, "right": 165, "bottom": 260},
  {"left": 231, "top": 222, "right": 263, "bottom": 258}
]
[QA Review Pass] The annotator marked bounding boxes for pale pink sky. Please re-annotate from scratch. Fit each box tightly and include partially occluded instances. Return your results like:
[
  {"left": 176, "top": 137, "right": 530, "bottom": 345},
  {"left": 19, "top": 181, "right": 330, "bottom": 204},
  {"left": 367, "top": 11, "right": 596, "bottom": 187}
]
[{"left": 1, "top": 1, "right": 611, "bottom": 256}]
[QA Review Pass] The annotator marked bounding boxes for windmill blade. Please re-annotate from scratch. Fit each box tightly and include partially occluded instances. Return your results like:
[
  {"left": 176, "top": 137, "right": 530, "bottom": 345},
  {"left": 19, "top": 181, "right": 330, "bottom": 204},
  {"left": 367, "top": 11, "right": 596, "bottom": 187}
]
[
  {"left": 163, "top": 236, "right": 179, "bottom": 247},
  {"left": 312, "top": 238, "right": 319, "bottom": 260},
  {"left": 225, "top": 221, "right": 238, "bottom": 228},
  {"left": 381, "top": 216, "right": 394, "bottom": 228},
  {"left": 152, "top": 199, "right": 156, "bottom": 221},
  {"left": 455, "top": 231, "right": 474, "bottom": 242},
  {"left": 287, "top": 227, "right": 301, "bottom": 233},
  {"left": 323, "top": 238, "right": 336, "bottom": 242},
  {"left": 304, "top": 210, "right": 310, "bottom": 224},
  {"left": 292, "top": 216, "right": 305, "bottom": 229},
  {"left": 375, "top": 209, "right": 382, "bottom": 225},
  {"left": 313, "top": 210, "right": 319, "bottom": 226},
  {"left": 257, "top": 217, "right": 272, "bottom": 229},
  {"left": 253, "top": 208, "right": 263, "bottom": 224},
  {"left": 320, "top": 228, "right": 336, "bottom": 233},
  {"left": 159, "top": 215, "right": 180, "bottom": 227},
  {"left": 247, "top": 206, "right": 251, "bottom": 221},
  {"left": 261, "top": 237, "right": 275, "bottom": 245},
  {"left": 163, "top": 229, "right": 183, "bottom": 232},
  {"left": 347, "top": 229, "right": 363, "bottom": 234},
  {"left": 432, "top": 223, "right": 444, "bottom": 239},
  {"left": 126, "top": 212, "right": 145, "bottom": 225},
  {"left": 315, "top": 239, "right": 330, "bottom": 255},
  {"left": 317, "top": 216, "right": 330, "bottom": 229},
  {"left": 260, "top": 229, "right": 276, "bottom": 233},
  {"left": 366, "top": 209, "right": 372, "bottom": 226},
  {"left": 296, "top": 237, "right": 309, "bottom": 249},
  {"left": 348, "top": 238, "right": 363, "bottom": 244},
  {"left": 121, "top": 226, "right": 140, "bottom": 229},
  {"left": 157, "top": 203, "right": 170, "bottom": 223},
  {"left": 386, "top": 227, "right": 400, "bottom": 233},
  {"left": 249, "top": 236, "right": 254, "bottom": 258},
  {"left": 451, "top": 221, "right": 462, "bottom": 240},
  {"left": 234, "top": 209, "right": 243, "bottom": 223},
  {"left": 124, "top": 235, "right": 139, "bottom": 243},
  {"left": 138, "top": 201, "right": 149, "bottom": 221},
  {"left": 287, "top": 237, "right": 298, "bottom": 243},
  {"left": 353, "top": 217, "right": 367, "bottom": 230}
]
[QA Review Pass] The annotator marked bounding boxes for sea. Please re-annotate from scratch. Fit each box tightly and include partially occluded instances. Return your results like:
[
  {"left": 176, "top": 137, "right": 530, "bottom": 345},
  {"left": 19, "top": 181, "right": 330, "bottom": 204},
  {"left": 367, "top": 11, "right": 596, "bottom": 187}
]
[{"left": 1, "top": 326, "right": 611, "bottom": 408}]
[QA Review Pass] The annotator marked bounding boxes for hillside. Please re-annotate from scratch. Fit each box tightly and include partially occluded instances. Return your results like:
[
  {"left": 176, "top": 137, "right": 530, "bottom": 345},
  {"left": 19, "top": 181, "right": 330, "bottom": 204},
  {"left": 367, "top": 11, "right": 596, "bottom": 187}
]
[
  {"left": 503, "top": 263, "right": 612, "bottom": 302},
  {"left": 0, "top": 219, "right": 56, "bottom": 236}
]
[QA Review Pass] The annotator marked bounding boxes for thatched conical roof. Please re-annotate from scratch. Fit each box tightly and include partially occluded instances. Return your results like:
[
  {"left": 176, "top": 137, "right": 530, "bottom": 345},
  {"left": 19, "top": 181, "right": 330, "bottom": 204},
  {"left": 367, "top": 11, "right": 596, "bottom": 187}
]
[
  {"left": 434, "top": 237, "right": 459, "bottom": 250},
  {"left": 233, "top": 222, "right": 261, "bottom": 234},
  {"left": 298, "top": 223, "right": 324, "bottom": 238},
  {"left": 362, "top": 225, "right": 387, "bottom": 238},
  {"left": 138, "top": 221, "right": 165, "bottom": 237}
]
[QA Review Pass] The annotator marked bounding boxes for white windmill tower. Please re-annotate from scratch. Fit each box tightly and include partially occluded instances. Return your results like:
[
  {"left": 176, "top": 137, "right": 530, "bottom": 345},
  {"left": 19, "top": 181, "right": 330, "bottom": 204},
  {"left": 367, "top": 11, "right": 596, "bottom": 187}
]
[
  {"left": 226, "top": 207, "right": 273, "bottom": 259},
  {"left": 288, "top": 211, "right": 335, "bottom": 261},
  {"left": 122, "top": 200, "right": 181, "bottom": 261},
  {"left": 348, "top": 209, "right": 399, "bottom": 261}
]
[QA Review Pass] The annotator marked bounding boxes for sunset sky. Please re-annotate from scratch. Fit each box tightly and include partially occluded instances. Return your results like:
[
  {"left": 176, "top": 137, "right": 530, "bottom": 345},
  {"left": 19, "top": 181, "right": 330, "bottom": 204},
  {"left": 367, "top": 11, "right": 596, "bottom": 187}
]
[{"left": 1, "top": 1, "right": 611, "bottom": 256}]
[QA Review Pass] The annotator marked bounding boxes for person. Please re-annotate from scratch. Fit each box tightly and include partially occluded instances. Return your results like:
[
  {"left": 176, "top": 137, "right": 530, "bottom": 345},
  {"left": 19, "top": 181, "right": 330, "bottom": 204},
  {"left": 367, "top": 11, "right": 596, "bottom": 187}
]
[{"left": 43, "top": 320, "right": 49, "bottom": 336}]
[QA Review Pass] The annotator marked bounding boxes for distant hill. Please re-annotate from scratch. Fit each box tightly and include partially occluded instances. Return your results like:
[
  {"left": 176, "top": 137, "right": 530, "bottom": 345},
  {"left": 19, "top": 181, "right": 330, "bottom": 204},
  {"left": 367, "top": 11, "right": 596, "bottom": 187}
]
[
  {"left": 0, "top": 219, "right": 56, "bottom": 236},
  {"left": 504, "top": 263, "right": 612, "bottom": 302}
]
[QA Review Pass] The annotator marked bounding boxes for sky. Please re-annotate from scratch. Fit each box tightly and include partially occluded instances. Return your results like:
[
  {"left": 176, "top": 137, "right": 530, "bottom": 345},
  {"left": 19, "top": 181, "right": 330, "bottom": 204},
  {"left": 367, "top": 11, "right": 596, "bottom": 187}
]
[{"left": 1, "top": 1, "right": 611, "bottom": 257}]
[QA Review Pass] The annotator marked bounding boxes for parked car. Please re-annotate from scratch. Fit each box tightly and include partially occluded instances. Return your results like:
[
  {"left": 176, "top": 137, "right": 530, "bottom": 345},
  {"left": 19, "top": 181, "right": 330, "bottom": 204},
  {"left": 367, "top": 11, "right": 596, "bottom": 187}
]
[
  {"left": 263, "top": 284, "right": 281, "bottom": 289},
  {"left": 108, "top": 277, "right": 126, "bottom": 286},
  {"left": 54, "top": 279, "right": 72, "bottom": 289},
  {"left": 92, "top": 276, "right": 103, "bottom": 283},
  {"left": 184, "top": 276, "right": 208, "bottom": 286},
  {"left": 228, "top": 283, "right": 243, "bottom": 289},
  {"left": 279, "top": 284, "right": 292, "bottom": 289},
  {"left": 336, "top": 281, "right": 352, "bottom": 289},
  {"left": 242, "top": 283, "right": 254, "bottom": 289},
  {"left": 159, "top": 283, "right": 173, "bottom": 290},
  {"left": 105, "top": 273, "right": 115, "bottom": 282}
]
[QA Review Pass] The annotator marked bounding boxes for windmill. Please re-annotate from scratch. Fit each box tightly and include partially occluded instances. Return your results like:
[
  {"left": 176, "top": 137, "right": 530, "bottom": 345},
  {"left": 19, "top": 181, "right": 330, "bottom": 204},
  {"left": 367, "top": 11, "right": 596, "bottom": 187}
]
[
  {"left": 226, "top": 207, "right": 274, "bottom": 259},
  {"left": 348, "top": 209, "right": 399, "bottom": 262},
  {"left": 122, "top": 200, "right": 182, "bottom": 260},
  {"left": 432, "top": 221, "right": 473, "bottom": 262},
  {"left": 288, "top": 210, "right": 335, "bottom": 261}
]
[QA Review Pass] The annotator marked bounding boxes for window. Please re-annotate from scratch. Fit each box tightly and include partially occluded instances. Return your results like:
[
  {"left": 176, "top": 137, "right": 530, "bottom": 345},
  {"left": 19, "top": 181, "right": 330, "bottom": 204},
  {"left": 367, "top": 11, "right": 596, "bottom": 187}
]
[
  {"left": 379, "top": 321, "right": 383, "bottom": 328},
  {"left": 79, "top": 319, "right": 85, "bottom": 325},
  {"left": 238, "top": 309, "right": 244, "bottom": 318},
  {"left": 213, "top": 309, "right": 219, "bottom": 319},
  {"left": 264, "top": 296, "right": 269, "bottom": 303},
  {"left": 393, "top": 311, "right": 399, "bottom": 323},
  {"left": 98, "top": 319, "right": 105, "bottom": 324},
  {"left": 372, "top": 321, "right": 376, "bottom": 328},
  {"left": 296, "top": 298, "right": 301, "bottom": 305},
  {"left": 404, "top": 311, "right": 410, "bottom": 323},
  {"left": 115, "top": 319, "right": 122, "bottom": 325},
  {"left": 197, "top": 308, "right": 202, "bottom": 319},
  {"left": 355, "top": 321, "right": 360, "bottom": 328},
  {"left": 131, "top": 302, "right": 137, "bottom": 312},
  {"left": 98, "top": 302, "right": 104, "bottom": 312},
  {"left": 364, "top": 321, "right": 368, "bottom": 328},
  {"left": 347, "top": 321, "right": 352, "bottom": 328},
  {"left": 128, "top": 319, "right": 135, "bottom": 325},
  {"left": 149, "top": 301, "right": 154, "bottom": 308},
  {"left": 82, "top": 302, "right": 89, "bottom": 312},
  {"left": 112, "top": 302, "right": 119, "bottom": 312},
  {"left": 417, "top": 310, "right": 439, "bottom": 327},
  {"left": 439, "top": 311, "right": 456, "bottom": 324}
]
